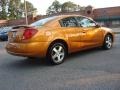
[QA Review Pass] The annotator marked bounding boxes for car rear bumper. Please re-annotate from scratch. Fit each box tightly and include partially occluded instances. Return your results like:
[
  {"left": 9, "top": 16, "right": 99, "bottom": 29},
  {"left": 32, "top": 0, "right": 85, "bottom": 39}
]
[{"left": 6, "top": 42, "right": 49, "bottom": 57}]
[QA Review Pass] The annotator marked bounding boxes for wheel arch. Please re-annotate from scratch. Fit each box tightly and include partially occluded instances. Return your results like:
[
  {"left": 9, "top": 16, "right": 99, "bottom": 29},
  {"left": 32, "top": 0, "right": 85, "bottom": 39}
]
[
  {"left": 104, "top": 32, "right": 114, "bottom": 42},
  {"left": 46, "top": 39, "right": 69, "bottom": 56}
]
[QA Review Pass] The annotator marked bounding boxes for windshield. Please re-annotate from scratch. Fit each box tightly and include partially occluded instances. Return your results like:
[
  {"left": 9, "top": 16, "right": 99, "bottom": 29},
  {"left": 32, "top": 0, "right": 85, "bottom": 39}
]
[{"left": 30, "top": 16, "right": 57, "bottom": 27}]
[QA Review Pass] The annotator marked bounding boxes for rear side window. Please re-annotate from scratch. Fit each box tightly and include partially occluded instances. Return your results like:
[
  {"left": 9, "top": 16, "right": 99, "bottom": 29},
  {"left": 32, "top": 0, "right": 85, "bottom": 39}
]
[{"left": 60, "top": 17, "right": 78, "bottom": 27}]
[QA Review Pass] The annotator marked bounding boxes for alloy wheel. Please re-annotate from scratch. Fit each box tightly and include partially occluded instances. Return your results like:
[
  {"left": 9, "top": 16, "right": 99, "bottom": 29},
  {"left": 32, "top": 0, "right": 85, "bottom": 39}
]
[
  {"left": 105, "top": 35, "right": 112, "bottom": 49},
  {"left": 51, "top": 45, "right": 65, "bottom": 63},
  {"left": 103, "top": 34, "right": 113, "bottom": 50}
]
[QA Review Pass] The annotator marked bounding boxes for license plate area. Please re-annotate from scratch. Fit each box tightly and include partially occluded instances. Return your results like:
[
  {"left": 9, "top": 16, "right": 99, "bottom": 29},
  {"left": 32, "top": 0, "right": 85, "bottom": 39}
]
[
  {"left": 8, "top": 29, "right": 25, "bottom": 42},
  {"left": 8, "top": 31, "right": 19, "bottom": 42}
]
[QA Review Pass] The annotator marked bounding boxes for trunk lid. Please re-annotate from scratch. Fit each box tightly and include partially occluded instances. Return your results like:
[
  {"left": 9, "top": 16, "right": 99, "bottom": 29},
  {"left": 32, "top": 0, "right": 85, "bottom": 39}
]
[{"left": 8, "top": 25, "right": 35, "bottom": 43}]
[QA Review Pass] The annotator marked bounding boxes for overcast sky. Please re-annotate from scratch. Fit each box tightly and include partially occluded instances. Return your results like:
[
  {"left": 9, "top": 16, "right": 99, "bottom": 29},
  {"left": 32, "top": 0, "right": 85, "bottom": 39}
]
[{"left": 25, "top": 0, "right": 120, "bottom": 15}]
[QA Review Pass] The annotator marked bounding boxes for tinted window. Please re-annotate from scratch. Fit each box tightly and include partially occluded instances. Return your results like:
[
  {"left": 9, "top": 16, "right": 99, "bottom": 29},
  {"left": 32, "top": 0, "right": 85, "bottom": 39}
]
[
  {"left": 76, "top": 17, "right": 96, "bottom": 27},
  {"left": 30, "top": 16, "right": 57, "bottom": 27},
  {"left": 60, "top": 17, "right": 78, "bottom": 27}
]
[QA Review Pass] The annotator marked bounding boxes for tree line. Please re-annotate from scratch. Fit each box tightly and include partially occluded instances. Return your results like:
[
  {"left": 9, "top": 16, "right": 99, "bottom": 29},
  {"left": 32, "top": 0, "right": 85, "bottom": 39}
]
[
  {"left": 46, "top": 0, "right": 86, "bottom": 15},
  {"left": 0, "top": 0, "right": 36, "bottom": 19}
]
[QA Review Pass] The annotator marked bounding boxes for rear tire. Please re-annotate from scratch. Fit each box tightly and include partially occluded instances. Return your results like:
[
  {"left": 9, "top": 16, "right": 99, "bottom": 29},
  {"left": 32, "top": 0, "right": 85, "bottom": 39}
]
[
  {"left": 102, "top": 34, "right": 113, "bottom": 50},
  {"left": 46, "top": 43, "right": 67, "bottom": 65},
  {"left": 27, "top": 57, "right": 35, "bottom": 60}
]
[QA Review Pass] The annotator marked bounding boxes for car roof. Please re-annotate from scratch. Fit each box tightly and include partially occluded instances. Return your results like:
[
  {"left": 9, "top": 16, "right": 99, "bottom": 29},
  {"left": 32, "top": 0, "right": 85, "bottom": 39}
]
[
  {"left": 49, "top": 15, "right": 87, "bottom": 20},
  {"left": 44, "top": 15, "right": 90, "bottom": 27}
]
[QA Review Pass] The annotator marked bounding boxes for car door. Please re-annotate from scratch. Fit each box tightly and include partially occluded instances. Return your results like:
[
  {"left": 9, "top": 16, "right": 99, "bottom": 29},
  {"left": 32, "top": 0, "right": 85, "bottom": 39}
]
[
  {"left": 76, "top": 16, "right": 103, "bottom": 48},
  {"left": 60, "top": 16, "right": 84, "bottom": 52}
]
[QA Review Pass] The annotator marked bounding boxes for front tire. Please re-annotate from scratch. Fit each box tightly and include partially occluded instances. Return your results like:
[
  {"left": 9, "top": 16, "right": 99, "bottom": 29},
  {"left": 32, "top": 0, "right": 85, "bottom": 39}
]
[
  {"left": 102, "top": 34, "right": 113, "bottom": 50},
  {"left": 46, "top": 43, "right": 66, "bottom": 65}
]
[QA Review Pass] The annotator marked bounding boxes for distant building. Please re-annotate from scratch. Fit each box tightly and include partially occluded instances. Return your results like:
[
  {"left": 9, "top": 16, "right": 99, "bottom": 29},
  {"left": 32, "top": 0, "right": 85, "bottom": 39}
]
[
  {"left": 93, "top": 6, "right": 120, "bottom": 27},
  {"left": 44, "top": 6, "right": 120, "bottom": 27}
]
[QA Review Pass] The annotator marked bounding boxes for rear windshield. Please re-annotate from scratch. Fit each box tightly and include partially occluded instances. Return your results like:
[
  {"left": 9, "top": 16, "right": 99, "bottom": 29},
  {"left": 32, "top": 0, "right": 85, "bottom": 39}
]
[{"left": 30, "top": 16, "right": 57, "bottom": 27}]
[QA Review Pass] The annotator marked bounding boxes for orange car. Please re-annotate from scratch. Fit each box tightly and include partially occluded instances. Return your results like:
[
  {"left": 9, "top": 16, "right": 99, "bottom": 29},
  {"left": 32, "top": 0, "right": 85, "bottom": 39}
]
[{"left": 6, "top": 15, "right": 114, "bottom": 65}]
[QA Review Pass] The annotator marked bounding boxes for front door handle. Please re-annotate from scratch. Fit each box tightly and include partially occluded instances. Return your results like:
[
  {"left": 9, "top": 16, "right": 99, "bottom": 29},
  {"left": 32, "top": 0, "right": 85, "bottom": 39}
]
[{"left": 82, "top": 32, "right": 86, "bottom": 33}]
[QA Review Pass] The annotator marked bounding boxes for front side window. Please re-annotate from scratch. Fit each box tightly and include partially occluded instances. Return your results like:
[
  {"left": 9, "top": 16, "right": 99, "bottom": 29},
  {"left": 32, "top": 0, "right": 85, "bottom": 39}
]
[
  {"left": 76, "top": 17, "right": 96, "bottom": 27},
  {"left": 60, "top": 17, "right": 78, "bottom": 27}
]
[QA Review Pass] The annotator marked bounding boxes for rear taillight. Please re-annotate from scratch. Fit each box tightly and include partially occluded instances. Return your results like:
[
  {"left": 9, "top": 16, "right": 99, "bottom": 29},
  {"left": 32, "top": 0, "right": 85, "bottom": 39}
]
[{"left": 23, "top": 28, "right": 38, "bottom": 40}]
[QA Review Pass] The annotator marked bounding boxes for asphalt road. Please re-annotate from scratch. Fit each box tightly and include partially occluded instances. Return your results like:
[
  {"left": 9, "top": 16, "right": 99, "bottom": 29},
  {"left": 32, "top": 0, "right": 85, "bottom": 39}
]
[{"left": 0, "top": 35, "right": 120, "bottom": 90}]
